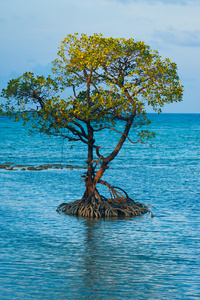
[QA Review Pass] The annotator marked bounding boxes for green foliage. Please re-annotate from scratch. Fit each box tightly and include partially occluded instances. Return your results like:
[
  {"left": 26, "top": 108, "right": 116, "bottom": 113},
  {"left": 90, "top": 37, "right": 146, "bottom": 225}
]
[{"left": 0, "top": 33, "right": 183, "bottom": 144}]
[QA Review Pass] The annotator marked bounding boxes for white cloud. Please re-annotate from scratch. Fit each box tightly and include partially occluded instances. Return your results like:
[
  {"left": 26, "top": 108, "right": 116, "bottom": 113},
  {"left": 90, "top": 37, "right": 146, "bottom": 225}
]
[{"left": 153, "top": 28, "right": 200, "bottom": 47}]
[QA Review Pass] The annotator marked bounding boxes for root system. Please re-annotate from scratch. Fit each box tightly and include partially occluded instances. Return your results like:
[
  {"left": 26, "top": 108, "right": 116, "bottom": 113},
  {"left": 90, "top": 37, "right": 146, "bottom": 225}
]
[{"left": 56, "top": 196, "right": 154, "bottom": 219}]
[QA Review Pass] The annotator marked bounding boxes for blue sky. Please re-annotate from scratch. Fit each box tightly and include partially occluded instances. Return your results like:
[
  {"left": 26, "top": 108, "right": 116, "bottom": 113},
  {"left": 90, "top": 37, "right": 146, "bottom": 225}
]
[{"left": 0, "top": 0, "right": 199, "bottom": 112}]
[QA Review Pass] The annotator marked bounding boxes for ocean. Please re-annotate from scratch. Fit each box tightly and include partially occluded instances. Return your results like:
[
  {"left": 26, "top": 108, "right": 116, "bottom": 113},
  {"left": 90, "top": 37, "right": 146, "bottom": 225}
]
[{"left": 0, "top": 114, "right": 200, "bottom": 299}]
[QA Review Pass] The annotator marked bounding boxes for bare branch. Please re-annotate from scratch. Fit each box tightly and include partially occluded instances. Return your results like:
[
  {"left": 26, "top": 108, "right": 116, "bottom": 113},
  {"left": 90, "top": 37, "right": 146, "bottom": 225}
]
[
  {"left": 72, "top": 85, "right": 77, "bottom": 98},
  {"left": 70, "top": 120, "right": 88, "bottom": 139},
  {"left": 31, "top": 87, "right": 45, "bottom": 108},
  {"left": 95, "top": 147, "right": 104, "bottom": 159},
  {"left": 90, "top": 81, "right": 100, "bottom": 94},
  {"left": 94, "top": 126, "right": 140, "bottom": 144},
  {"left": 103, "top": 110, "right": 136, "bottom": 164}
]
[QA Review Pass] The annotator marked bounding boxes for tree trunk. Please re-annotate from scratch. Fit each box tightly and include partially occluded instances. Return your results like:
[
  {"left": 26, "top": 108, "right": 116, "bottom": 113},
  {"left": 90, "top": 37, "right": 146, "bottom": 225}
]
[
  {"left": 84, "top": 122, "right": 95, "bottom": 199},
  {"left": 93, "top": 162, "right": 109, "bottom": 188},
  {"left": 83, "top": 109, "right": 136, "bottom": 201}
]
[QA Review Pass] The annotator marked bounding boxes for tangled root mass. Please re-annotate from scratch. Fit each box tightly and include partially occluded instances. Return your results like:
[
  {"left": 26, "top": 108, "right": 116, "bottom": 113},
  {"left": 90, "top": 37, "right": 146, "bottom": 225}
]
[{"left": 56, "top": 195, "right": 154, "bottom": 219}]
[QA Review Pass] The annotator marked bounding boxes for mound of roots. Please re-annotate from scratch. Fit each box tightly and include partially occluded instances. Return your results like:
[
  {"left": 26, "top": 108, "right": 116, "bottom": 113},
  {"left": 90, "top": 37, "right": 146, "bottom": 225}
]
[{"left": 56, "top": 196, "right": 154, "bottom": 219}]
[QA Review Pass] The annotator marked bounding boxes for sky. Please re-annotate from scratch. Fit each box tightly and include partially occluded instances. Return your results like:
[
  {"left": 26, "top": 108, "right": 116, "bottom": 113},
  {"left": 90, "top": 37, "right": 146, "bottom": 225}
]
[{"left": 0, "top": 0, "right": 199, "bottom": 113}]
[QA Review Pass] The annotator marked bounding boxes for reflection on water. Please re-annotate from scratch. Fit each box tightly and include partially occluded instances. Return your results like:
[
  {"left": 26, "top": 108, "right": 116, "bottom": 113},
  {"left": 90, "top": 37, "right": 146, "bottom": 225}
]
[
  {"left": 1, "top": 199, "right": 199, "bottom": 299},
  {"left": 0, "top": 114, "right": 200, "bottom": 299}
]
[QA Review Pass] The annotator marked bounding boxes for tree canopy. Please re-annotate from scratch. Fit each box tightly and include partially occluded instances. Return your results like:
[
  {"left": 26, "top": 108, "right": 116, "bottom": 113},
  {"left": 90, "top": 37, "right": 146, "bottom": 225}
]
[{"left": 0, "top": 33, "right": 183, "bottom": 218}]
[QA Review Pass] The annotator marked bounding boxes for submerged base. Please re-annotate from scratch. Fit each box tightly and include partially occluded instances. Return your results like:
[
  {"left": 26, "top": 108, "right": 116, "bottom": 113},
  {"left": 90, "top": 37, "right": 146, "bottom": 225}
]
[{"left": 56, "top": 197, "right": 154, "bottom": 219}]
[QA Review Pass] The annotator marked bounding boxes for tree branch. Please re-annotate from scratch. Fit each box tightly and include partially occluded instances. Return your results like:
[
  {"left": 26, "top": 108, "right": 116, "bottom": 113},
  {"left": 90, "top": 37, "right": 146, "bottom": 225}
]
[
  {"left": 31, "top": 87, "right": 45, "bottom": 108},
  {"left": 69, "top": 120, "right": 88, "bottom": 139},
  {"left": 103, "top": 110, "right": 136, "bottom": 164},
  {"left": 93, "top": 126, "right": 140, "bottom": 144}
]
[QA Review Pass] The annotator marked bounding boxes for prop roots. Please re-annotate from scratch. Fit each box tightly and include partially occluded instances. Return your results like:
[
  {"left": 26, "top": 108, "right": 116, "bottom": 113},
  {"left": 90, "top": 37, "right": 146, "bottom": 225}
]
[{"left": 56, "top": 195, "right": 154, "bottom": 219}]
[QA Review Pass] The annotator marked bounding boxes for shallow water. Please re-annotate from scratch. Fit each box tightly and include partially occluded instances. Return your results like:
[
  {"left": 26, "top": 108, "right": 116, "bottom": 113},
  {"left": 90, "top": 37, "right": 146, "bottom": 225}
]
[{"left": 0, "top": 114, "right": 200, "bottom": 299}]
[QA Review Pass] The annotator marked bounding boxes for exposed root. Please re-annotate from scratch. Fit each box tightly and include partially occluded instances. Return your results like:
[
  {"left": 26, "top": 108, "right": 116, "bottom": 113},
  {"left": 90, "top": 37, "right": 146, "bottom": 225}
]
[
  {"left": 56, "top": 196, "right": 154, "bottom": 219},
  {"left": 57, "top": 183, "right": 154, "bottom": 219}
]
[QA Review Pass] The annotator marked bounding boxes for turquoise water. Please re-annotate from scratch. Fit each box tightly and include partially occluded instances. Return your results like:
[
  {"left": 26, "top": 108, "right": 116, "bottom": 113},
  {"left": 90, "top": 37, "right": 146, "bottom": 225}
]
[{"left": 0, "top": 114, "right": 200, "bottom": 299}]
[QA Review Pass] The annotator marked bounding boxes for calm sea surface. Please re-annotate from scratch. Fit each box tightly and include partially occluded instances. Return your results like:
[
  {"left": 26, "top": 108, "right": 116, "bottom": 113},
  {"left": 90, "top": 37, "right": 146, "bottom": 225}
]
[{"left": 0, "top": 114, "right": 200, "bottom": 299}]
